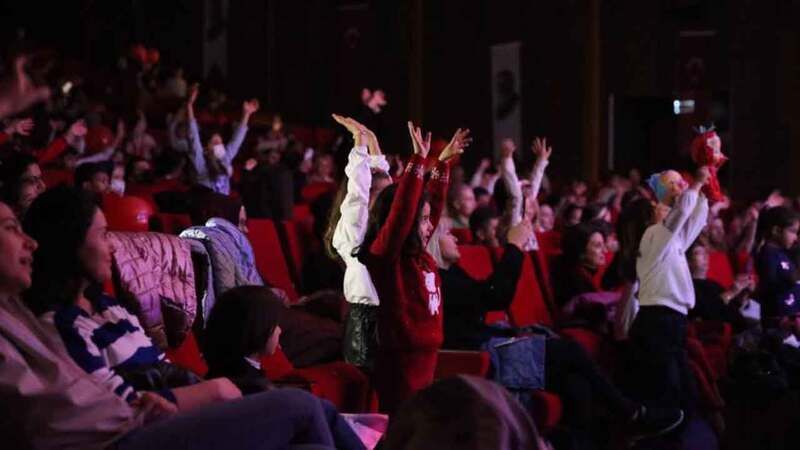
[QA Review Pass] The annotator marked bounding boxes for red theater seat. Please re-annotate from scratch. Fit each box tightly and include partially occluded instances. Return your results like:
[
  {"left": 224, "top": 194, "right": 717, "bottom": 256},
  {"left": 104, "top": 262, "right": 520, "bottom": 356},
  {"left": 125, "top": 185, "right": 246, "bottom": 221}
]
[
  {"left": 166, "top": 331, "right": 370, "bottom": 412},
  {"left": 450, "top": 228, "right": 473, "bottom": 244},
  {"left": 42, "top": 168, "right": 73, "bottom": 188},
  {"left": 165, "top": 332, "right": 209, "bottom": 378},
  {"left": 301, "top": 182, "right": 337, "bottom": 204},
  {"left": 434, "top": 350, "right": 491, "bottom": 380},
  {"left": 507, "top": 253, "right": 553, "bottom": 327},
  {"left": 262, "top": 350, "right": 371, "bottom": 413},
  {"left": 707, "top": 250, "right": 735, "bottom": 290},
  {"left": 247, "top": 218, "right": 299, "bottom": 302},
  {"left": 313, "top": 127, "right": 337, "bottom": 150},
  {"left": 103, "top": 195, "right": 155, "bottom": 232},
  {"left": 280, "top": 219, "right": 312, "bottom": 283}
]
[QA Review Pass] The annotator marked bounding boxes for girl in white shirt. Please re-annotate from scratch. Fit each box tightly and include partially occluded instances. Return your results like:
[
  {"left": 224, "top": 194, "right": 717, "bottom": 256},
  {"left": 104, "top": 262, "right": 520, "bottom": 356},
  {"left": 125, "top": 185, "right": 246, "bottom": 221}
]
[{"left": 325, "top": 114, "right": 391, "bottom": 369}]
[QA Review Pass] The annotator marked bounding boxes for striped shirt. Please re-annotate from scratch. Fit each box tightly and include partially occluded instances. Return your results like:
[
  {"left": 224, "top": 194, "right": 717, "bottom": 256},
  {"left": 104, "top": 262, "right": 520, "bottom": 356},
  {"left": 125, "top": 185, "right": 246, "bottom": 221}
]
[{"left": 42, "top": 294, "right": 168, "bottom": 404}]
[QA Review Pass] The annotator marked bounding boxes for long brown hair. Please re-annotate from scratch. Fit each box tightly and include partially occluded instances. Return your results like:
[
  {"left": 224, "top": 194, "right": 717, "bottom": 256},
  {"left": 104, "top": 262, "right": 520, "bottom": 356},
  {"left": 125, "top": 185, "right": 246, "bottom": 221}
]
[{"left": 323, "top": 177, "right": 349, "bottom": 267}]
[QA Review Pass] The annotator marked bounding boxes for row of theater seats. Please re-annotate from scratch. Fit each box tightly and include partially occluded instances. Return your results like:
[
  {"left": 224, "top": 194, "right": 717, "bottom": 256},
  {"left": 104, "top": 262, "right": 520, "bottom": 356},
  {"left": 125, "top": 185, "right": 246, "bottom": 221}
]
[
  {"left": 93, "top": 189, "right": 568, "bottom": 426},
  {"left": 57, "top": 168, "right": 737, "bottom": 427}
]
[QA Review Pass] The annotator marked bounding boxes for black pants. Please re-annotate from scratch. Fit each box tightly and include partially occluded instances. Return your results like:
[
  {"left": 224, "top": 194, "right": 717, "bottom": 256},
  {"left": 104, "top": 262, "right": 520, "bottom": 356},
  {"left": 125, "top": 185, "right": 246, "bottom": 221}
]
[
  {"left": 627, "top": 305, "right": 695, "bottom": 410},
  {"left": 545, "top": 337, "right": 637, "bottom": 427}
]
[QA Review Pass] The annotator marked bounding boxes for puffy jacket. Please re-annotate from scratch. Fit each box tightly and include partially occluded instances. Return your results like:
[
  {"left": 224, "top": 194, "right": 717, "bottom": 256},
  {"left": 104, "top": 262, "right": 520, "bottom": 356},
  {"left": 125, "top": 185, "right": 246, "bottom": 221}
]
[
  {"left": 180, "top": 218, "right": 263, "bottom": 298},
  {"left": 109, "top": 232, "right": 197, "bottom": 350}
]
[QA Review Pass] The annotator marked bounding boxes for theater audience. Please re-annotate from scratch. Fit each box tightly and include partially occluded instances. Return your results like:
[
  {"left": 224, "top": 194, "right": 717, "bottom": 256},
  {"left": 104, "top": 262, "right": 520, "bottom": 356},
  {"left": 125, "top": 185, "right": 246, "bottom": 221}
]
[
  {"left": 0, "top": 198, "right": 340, "bottom": 450},
  {"left": 429, "top": 218, "right": 684, "bottom": 439}
]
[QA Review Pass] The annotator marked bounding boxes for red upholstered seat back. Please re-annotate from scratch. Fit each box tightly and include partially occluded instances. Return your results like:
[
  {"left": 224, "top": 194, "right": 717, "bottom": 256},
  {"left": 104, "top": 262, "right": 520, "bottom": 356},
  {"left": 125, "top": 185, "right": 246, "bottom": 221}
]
[
  {"left": 456, "top": 245, "right": 494, "bottom": 280},
  {"left": 246, "top": 218, "right": 299, "bottom": 302},
  {"left": 280, "top": 219, "right": 314, "bottom": 283},
  {"left": 301, "top": 182, "right": 337, "bottom": 204},
  {"left": 42, "top": 168, "right": 73, "bottom": 188},
  {"left": 103, "top": 194, "right": 155, "bottom": 232},
  {"left": 165, "top": 331, "right": 209, "bottom": 378},
  {"left": 450, "top": 228, "right": 473, "bottom": 245},
  {"left": 707, "top": 250, "right": 735, "bottom": 290},
  {"left": 261, "top": 348, "right": 296, "bottom": 381},
  {"left": 508, "top": 253, "right": 553, "bottom": 327}
]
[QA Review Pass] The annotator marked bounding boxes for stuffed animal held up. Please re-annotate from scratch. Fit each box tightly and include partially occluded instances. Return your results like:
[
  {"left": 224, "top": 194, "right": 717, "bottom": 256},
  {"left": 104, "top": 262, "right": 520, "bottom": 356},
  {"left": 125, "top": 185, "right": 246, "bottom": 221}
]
[{"left": 690, "top": 124, "right": 727, "bottom": 203}]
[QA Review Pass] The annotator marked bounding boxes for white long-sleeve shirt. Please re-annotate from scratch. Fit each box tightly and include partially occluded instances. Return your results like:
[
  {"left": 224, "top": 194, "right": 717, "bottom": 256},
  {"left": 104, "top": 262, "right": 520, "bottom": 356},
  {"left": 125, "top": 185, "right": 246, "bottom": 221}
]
[
  {"left": 499, "top": 155, "right": 548, "bottom": 251},
  {"left": 332, "top": 145, "right": 389, "bottom": 305},
  {"left": 636, "top": 189, "right": 709, "bottom": 314}
]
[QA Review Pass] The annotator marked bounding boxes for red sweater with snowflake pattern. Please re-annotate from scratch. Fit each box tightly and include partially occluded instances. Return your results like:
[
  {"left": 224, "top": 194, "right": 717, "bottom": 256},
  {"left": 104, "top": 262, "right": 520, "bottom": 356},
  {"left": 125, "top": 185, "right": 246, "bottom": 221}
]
[{"left": 362, "top": 154, "right": 450, "bottom": 351}]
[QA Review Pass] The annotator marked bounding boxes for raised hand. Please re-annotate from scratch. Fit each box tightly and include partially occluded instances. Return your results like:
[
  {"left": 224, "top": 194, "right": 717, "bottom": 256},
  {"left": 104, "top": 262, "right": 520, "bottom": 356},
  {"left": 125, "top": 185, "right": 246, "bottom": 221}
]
[
  {"left": 507, "top": 220, "right": 534, "bottom": 250},
  {"left": 244, "top": 158, "right": 258, "bottom": 171},
  {"left": 5, "top": 117, "right": 34, "bottom": 136},
  {"left": 188, "top": 83, "right": 199, "bottom": 106},
  {"left": 478, "top": 157, "right": 492, "bottom": 170},
  {"left": 407, "top": 121, "right": 431, "bottom": 158},
  {"left": 532, "top": 137, "right": 552, "bottom": 161},
  {"left": 332, "top": 113, "right": 369, "bottom": 147},
  {"left": 243, "top": 98, "right": 260, "bottom": 116},
  {"left": 500, "top": 138, "right": 516, "bottom": 159},
  {"left": 439, "top": 128, "right": 472, "bottom": 162},
  {"left": 364, "top": 127, "right": 382, "bottom": 156},
  {"left": 695, "top": 165, "right": 711, "bottom": 187}
]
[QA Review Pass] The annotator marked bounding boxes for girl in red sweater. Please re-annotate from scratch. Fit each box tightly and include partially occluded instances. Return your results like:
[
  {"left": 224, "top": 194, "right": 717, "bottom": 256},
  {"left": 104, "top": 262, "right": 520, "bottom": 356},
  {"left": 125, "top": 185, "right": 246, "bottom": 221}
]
[{"left": 359, "top": 122, "right": 471, "bottom": 413}]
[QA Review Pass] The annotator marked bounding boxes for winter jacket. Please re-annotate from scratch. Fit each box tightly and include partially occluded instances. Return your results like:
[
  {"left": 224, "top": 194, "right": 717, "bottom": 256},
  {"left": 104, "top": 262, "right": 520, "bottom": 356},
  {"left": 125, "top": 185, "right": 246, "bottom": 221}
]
[
  {"left": 179, "top": 218, "right": 263, "bottom": 298},
  {"left": 109, "top": 232, "right": 197, "bottom": 350}
]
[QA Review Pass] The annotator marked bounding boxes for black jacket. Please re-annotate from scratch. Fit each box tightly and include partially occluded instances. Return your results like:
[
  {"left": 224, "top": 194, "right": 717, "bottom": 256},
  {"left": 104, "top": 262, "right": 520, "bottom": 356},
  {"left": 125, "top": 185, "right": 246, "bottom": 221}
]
[{"left": 440, "top": 244, "right": 524, "bottom": 350}]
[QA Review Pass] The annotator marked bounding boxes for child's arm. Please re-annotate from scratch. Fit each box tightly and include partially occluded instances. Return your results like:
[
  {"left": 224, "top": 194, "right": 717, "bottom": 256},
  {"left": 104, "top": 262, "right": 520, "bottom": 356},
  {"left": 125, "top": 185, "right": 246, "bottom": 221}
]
[
  {"left": 36, "top": 120, "right": 86, "bottom": 164},
  {"left": 225, "top": 99, "right": 259, "bottom": 164},
  {"left": 529, "top": 137, "right": 552, "bottom": 201},
  {"left": 368, "top": 154, "right": 426, "bottom": 261},
  {"left": 499, "top": 139, "right": 523, "bottom": 226},
  {"left": 428, "top": 128, "right": 471, "bottom": 230},
  {"left": 469, "top": 158, "right": 490, "bottom": 188},
  {"left": 331, "top": 114, "right": 373, "bottom": 260},
  {"left": 368, "top": 122, "right": 431, "bottom": 261},
  {"left": 480, "top": 225, "right": 529, "bottom": 310},
  {"left": 185, "top": 84, "right": 208, "bottom": 176},
  {"left": 681, "top": 192, "right": 709, "bottom": 247}
]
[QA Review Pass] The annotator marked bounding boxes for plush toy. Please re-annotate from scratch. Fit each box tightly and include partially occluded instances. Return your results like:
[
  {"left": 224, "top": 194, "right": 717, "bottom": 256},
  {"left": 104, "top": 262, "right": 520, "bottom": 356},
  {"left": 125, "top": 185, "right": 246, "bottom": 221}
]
[{"left": 690, "top": 125, "right": 727, "bottom": 203}]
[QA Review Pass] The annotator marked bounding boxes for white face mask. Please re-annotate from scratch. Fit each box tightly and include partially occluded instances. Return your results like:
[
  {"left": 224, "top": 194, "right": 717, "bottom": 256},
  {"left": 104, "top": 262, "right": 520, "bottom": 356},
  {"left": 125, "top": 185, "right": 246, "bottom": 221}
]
[
  {"left": 110, "top": 178, "right": 126, "bottom": 196},
  {"left": 212, "top": 143, "right": 226, "bottom": 159}
]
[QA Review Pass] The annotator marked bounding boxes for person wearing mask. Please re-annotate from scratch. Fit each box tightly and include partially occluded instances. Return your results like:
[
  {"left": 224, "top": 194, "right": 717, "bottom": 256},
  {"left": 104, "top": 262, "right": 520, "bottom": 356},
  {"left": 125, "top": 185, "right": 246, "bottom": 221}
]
[{"left": 186, "top": 83, "right": 258, "bottom": 195}]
